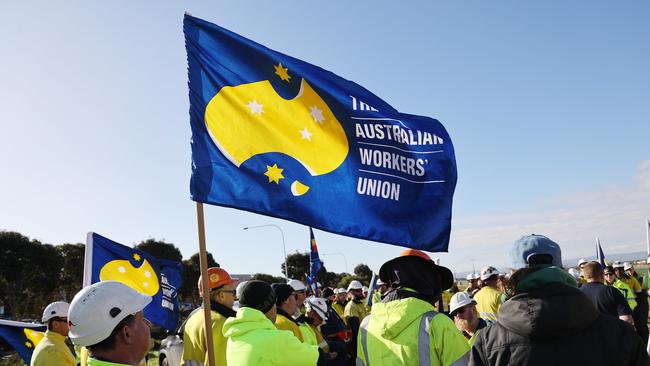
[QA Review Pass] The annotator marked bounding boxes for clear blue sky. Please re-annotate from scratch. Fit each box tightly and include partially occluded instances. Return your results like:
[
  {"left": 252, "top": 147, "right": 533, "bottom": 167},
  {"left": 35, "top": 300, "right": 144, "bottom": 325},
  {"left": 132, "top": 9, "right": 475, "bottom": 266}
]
[{"left": 2, "top": 1, "right": 649, "bottom": 278}]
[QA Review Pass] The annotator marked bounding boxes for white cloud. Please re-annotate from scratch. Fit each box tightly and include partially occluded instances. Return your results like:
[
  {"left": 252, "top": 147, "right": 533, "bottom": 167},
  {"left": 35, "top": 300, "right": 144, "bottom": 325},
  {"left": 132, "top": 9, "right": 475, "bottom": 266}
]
[{"left": 447, "top": 160, "right": 650, "bottom": 271}]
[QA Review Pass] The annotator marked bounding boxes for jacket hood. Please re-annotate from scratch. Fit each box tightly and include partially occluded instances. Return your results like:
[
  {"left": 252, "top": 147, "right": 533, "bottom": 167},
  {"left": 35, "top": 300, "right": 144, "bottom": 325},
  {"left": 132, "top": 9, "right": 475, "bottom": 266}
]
[
  {"left": 371, "top": 297, "right": 432, "bottom": 340},
  {"left": 222, "top": 307, "right": 275, "bottom": 338},
  {"left": 499, "top": 282, "right": 599, "bottom": 340}
]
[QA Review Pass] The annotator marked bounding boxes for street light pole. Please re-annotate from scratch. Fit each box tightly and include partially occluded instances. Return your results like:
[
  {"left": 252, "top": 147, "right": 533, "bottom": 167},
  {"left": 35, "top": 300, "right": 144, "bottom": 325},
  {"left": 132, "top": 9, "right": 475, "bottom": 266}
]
[
  {"left": 243, "top": 224, "right": 289, "bottom": 280},
  {"left": 322, "top": 252, "right": 349, "bottom": 274}
]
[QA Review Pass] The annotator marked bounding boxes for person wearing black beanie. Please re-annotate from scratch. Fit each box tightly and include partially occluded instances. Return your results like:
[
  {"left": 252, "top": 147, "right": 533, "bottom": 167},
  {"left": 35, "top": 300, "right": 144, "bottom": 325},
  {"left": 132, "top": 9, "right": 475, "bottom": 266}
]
[
  {"left": 223, "top": 280, "right": 336, "bottom": 365},
  {"left": 271, "top": 283, "right": 304, "bottom": 341}
]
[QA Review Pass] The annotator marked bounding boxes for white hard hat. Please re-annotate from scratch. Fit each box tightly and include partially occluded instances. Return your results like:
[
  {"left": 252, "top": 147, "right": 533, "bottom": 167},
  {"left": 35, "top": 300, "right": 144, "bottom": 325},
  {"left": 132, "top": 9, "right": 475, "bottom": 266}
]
[
  {"left": 287, "top": 279, "right": 306, "bottom": 292},
  {"left": 347, "top": 280, "right": 363, "bottom": 291},
  {"left": 577, "top": 258, "right": 588, "bottom": 266},
  {"left": 624, "top": 262, "right": 633, "bottom": 271},
  {"left": 612, "top": 261, "right": 624, "bottom": 269},
  {"left": 236, "top": 280, "right": 248, "bottom": 299},
  {"left": 42, "top": 301, "right": 70, "bottom": 323},
  {"left": 466, "top": 273, "right": 478, "bottom": 281},
  {"left": 305, "top": 297, "right": 329, "bottom": 323},
  {"left": 449, "top": 292, "right": 476, "bottom": 315},
  {"left": 480, "top": 266, "right": 499, "bottom": 281},
  {"left": 337, "top": 288, "right": 347, "bottom": 294},
  {"left": 647, "top": 257, "right": 650, "bottom": 265},
  {"left": 376, "top": 278, "right": 386, "bottom": 286},
  {"left": 362, "top": 286, "right": 369, "bottom": 293},
  {"left": 68, "top": 281, "right": 152, "bottom": 347},
  {"left": 567, "top": 268, "right": 581, "bottom": 280}
]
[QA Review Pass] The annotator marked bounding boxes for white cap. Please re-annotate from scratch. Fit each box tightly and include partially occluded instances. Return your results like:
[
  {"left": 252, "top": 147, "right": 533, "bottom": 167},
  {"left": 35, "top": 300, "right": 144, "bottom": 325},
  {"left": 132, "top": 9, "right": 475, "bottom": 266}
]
[
  {"left": 480, "top": 266, "right": 499, "bottom": 281},
  {"left": 42, "top": 301, "right": 70, "bottom": 323},
  {"left": 347, "top": 280, "right": 363, "bottom": 291},
  {"left": 466, "top": 273, "right": 478, "bottom": 281},
  {"left": 577, "top": 258, "right": 588, "bottom": 266},
  {"left": 567, "top": 268, "right": 581, "bottom": 280},
  {"left": 305, "top": 297, "right": 329, "bottom": 324},
  {"left": 449, "top": 292, "right": 476, "bottom": 315},
  {"left": 235, "top": 280, "right": 248, "bottom": 299},
  {"left": 624, "top": 262, "right": 633, "bottom": 271},
  {"left": 287, "top": 279, "right": 307, "bottom": 292},
  {"left": 612, "top": 261, "right": 624, "bottom": 269},
  {"left": 68, "top": 281, "right": 152, "bottom": 347},
  {"left": 362, "top": 286, "right": 369, "bottom": 293}
]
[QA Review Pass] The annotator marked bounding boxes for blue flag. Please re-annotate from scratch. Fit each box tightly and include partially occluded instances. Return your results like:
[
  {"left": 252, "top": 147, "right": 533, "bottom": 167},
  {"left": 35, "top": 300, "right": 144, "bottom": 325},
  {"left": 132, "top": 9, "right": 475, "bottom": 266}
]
[
  {"left": 0, "top": 320, "right": 46, "bottom": 364},
  {"left": 309, "top": 227, "right": 323, "bottom": 290},
  {"left": 184, "top": 15, "right": 457, "bottom": 251},
  {"left": 83, "top": 233, "right": 183, "bottom": 331},
  {"left": 596, "top": 238, "right": 608, "bottom": 268}
]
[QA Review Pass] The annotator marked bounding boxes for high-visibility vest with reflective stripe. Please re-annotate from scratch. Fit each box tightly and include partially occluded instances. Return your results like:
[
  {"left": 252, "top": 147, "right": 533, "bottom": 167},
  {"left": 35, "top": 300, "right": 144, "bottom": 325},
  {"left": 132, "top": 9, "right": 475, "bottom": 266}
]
[
  {"left": 473, "top": 286, "right": 502, "bottom": 322},
  {"left": 356, "top": 299, "right": 470, "bottom": 366}
]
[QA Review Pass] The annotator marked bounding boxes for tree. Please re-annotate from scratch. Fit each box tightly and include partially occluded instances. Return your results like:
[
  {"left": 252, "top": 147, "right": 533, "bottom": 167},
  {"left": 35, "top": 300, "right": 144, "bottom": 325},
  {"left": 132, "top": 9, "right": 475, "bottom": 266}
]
[
  {"left": 353, "top": 263, "right": 373, "bottom": 284},
  {"left": 56, "top": 243, "right": 85, "bottom": 302},
  {"left": 178, "top": 252, "right": 219, "bottom": 305},
  {"left": 135, "top": 239, "right": 183, "bottom": 262},
  {"left": 251, "top": 273, "right": 286, "bottom": 284},
  {"left": 283, "top": 252, "right": 310, "bottom": 281}
]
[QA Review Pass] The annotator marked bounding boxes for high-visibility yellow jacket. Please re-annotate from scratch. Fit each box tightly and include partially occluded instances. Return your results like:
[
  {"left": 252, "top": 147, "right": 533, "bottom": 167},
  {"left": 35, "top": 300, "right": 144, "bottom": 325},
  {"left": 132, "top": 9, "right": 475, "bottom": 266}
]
[
  {"left": 473, "top": 286, "right": 503, "bottom": 322},
  {"left": 222, "top": 307, "right": 320, "bottom": 366},
  {"left": 274, "top": 312, "right": 304, "bottom": 342},
  {"left": 332, "top": 302, "right": 346, "bottom": 319},
  {"left": 309, "top": 324, "right": 329, "bottom": 351},
  {"left": 79, "top": 347, "right": 146, "bottom": 366},
  {"left": 181, "top": 308, "right": 230, "bottom": 366},
  {"left": 299, "top": 322, "right": 318, "bottom": 346},
  {"left": 612, "top": 279, "right": 637, "bottom": 310},
  {"left": 30, "top": 330, "right": 75, "bottom": 366},
  {"left": 357, "top": 297, "right": 470, "bottom": 366},
  {"left": 344, "top": 300, "right": 367, "bottom": 324}
]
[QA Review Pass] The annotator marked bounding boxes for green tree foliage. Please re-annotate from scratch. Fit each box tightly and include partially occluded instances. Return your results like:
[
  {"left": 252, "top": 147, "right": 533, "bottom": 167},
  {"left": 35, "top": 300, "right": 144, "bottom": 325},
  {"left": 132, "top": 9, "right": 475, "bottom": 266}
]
[
  {"left": 135, "top": 238, "right": 183, "bottom": 262},
  {"left": 353, "top": 264, "right": 373, "bottom": 284},
  {"left": 0, "top": 231, "right": 62, "bottom": 319},
  {"left": 251, "top": 273, "right": 286, "bottom": 284},
  {"left": 283, "top": 252, "right": 310, "bottom": 281},
  {"left": 56, "top": 243, "right": 85, "bottom": 302},
  {"left": 178, "top": 252, "right": 219, "bottom": 305}
]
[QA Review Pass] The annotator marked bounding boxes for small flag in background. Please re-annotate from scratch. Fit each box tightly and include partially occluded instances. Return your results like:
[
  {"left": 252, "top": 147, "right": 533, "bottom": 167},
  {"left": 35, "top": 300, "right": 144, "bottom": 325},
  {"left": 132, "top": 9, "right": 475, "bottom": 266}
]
[
  {"left": 596, "top": 238, "right": 608, "bottom": 268},
  {"left": 83, "top": 232, "right": 183, "bottom": 331},
  {"left": 308, "top": 227, "right": 323, "bottom": 292},
  {"left": 366, "top": 272, "right": 377, "bottom": 307},
  {"left": 0, "top": 319, "right": 45, "bottom": 364},
  {"left": 184, "top": 14, "right": 457, "bottom": 252}
]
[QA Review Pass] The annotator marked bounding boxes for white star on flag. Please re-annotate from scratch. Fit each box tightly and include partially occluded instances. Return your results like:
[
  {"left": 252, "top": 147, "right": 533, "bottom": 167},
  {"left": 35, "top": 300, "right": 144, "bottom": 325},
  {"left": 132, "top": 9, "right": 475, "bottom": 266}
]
[
  {"left": 247, "top": 100, "right": 264, "bottom": 115},
  {"left": 300, "top": 128, "right": 312, "bottom": 141},
  {"left": 309, "top": 105, "right": 324, "bottom": 123},
  {"left": 144, "top": 270, "right": 151, "bottom": 278},
  {"left": 118, "top": 266, "right": 126, "bottom": 273}
]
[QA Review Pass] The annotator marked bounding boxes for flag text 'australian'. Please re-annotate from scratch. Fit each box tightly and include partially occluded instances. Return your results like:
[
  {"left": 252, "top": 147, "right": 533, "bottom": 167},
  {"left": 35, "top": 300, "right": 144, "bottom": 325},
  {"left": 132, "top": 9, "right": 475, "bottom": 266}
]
[{"left": 184, "top": 15, "right": 457, "bottom": 251}]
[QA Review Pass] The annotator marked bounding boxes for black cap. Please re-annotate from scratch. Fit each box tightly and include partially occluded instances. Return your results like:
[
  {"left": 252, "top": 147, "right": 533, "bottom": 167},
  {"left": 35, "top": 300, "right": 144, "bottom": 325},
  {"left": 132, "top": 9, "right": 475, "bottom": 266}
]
[
  {"left": 271, "top": 283, "right": 294, "bottom": 305},
  {"left": 239, "top": 280, "right": 276, "bottom": 314},
  {"left": 321, "top": 287, "right": 335, "bottom": 298},
  {"left": 379, "top": 253, "right": 453, "bottom": 295}
]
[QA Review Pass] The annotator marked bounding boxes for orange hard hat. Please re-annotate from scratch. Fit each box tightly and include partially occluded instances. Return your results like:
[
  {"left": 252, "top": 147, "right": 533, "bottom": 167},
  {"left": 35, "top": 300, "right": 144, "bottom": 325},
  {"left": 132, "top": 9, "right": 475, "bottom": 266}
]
[
  {"left": 399, "top": 249, "right": 432, "bottom": 262},
  {"left": 198, "top": 267, "right": 235, "bottom": 298}
]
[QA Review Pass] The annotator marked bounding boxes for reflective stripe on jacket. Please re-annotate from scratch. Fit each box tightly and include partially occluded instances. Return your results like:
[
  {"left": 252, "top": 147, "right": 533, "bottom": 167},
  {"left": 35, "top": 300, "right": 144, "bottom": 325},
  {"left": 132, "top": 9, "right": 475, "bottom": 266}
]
[
  {"left": 473, "top": 286, "right": 503, "bottom": 322},
  {"left": 30, "top": 330, "right": 76, "bottom": 366},
  {"left": 356, "top": 297, "right": 469, "bottom": 366}
]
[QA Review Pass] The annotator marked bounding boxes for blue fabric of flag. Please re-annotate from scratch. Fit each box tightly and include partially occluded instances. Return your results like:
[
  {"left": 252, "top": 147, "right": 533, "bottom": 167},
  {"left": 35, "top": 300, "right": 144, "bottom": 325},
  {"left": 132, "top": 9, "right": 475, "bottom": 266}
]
[
  {"left": 89, "top": 233, "right": 182, "bottom": 331},
  {"left": 309, "top": 227, "right": 323, "bottom": 282},
  {"left": 0, "top": 320, "right": 45, "bottom": 364},
  {"left": 597, "top": 241, "right": 608, "bottom": 268},
  {"left": 184, "top": 15, "right": 457, "bottom": 252}
]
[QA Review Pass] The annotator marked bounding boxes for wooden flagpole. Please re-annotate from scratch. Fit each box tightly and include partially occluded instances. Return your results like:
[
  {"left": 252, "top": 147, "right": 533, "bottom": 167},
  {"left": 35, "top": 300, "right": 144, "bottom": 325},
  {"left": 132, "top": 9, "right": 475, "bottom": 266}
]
[{"left": 196, "top": 202, "right": 216, "bottom": 366}]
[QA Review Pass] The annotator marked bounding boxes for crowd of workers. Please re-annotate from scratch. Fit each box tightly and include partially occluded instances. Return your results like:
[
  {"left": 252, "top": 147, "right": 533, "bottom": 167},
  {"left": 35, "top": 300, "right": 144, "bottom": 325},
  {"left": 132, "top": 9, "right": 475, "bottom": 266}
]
[{"left": 28, "top": 234, "right": 650, "bottom": 365}]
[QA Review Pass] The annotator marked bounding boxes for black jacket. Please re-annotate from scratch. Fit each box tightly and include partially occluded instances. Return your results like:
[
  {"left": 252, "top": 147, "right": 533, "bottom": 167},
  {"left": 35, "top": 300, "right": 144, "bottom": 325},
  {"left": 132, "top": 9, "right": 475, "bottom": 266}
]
[{"left": 470, "top": 282, "right": 650, "bottom": 366}]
